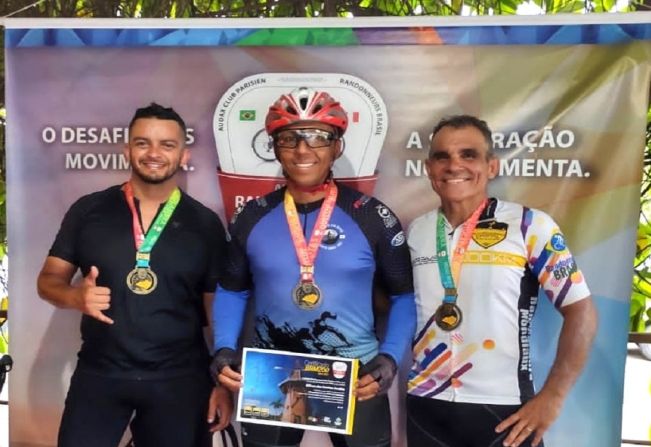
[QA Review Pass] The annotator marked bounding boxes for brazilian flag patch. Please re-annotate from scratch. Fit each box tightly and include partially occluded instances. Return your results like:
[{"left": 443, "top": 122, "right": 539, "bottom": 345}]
[{"left": 239, "top": 110, "right": 256, "bottom": 121}]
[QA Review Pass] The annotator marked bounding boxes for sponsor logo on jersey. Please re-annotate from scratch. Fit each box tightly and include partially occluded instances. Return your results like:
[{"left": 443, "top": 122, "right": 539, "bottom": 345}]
[
  {"left": 550, "top": 233, "right": 566, "bottom": 251},
  {"left": 376, "top": 204, "right": 397, "bottom": 228},
  {"left": 518, "top": 295, "right": 537, "bottom": 377},
  {"left": 472, "top": 220, "right": 508, "bottom": 249},
  {"left": 391, "top": 231, "right": 405, "bottom": 247},
  {"left": 412, "top": 255, "right": 437, "bottom": 266},
  {"left": 353, "top": 195, "right": 371, "bottom": 209},
  {"left": 545, "top": 256, "right": 578, "bottom": 281},
  {"left": 321, "top": 224, "right": 345, "bottom": 250},
  {"left": 230, "top": 203, "right": 245, "bottom": 224}
]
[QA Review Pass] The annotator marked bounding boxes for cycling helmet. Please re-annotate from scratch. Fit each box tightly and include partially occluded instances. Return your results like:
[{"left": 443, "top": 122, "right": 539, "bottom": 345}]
[{"left": 265, "top": 87, "right": 348, "bottom": 136}]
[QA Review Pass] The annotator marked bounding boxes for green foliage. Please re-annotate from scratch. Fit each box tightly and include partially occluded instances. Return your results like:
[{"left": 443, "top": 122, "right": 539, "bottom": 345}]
[
  {"left": 631, "top": 269, "right": 651, "bottom": 333},
  {"left": 631, "top": 110, "right": 651, "bottom": 334},
  {"left": 0, "top": 180, "right": 5, "bottom": 260},
  {"left": 0, "top": 0, "right": 643, "bottom": 20},
  {"left": 0, "top": 29, "right": 4, "bottom": 262}
]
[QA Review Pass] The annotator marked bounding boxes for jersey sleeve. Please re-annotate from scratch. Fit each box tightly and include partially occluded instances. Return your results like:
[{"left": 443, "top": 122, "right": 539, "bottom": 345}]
[
  {"left": 379, "top": 292, "right": 416, "bottom": 364},
  {"left": 361, "top": 197, "right": 416, "bottom": 363},
  {"left": 48, "top": 196, "right": 93, "bottom": 266},
  {"left": 213, "top": 198, "right": 273, "bottom": 350},
  {"left": 213, "top": 285, "right": 250, "bottom": 350},
  {"left": 368, "top": 199, "right": 414, "bottom": 296},
  {"left": 200, "top": 210, "right": 228, "bottom": 294},
  {"left": 220, "top": 201, "right": 260, "bottom": 292},
  {"left": 523, "top": 208, "right": 591, "bottom": 309}
]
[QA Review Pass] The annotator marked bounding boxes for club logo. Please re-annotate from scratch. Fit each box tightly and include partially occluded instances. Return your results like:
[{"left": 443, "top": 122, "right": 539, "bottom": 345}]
[
  {"left": 391, "top": 231, "right": 405, "bottom": 247},
  {"left": 321, "top": 224, "right": 345, "bottom": 250},
  {"left": 376, "top": 204, "right": 397, "bottom": 228},
  {"left": 550, "top": 233, "right": 566, "bottom": 252},
  {"left": 472, "top": 220, "right": 508, "bottom": 249},
  {"left": 332, "top": 361, "right": 348, "bottom": 379}
]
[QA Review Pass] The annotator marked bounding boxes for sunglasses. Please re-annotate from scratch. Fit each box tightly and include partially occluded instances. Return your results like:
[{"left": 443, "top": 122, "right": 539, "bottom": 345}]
[{"left": 272, "top": 129, "right": 337, "bottom": 149}]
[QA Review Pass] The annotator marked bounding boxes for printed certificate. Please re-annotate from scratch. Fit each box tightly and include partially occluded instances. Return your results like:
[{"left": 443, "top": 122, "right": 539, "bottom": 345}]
[{"left": 237, "top": 348, "right": 359, "bottom": 435}]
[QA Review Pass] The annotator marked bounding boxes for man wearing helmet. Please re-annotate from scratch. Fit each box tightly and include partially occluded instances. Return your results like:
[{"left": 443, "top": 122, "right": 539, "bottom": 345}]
[{"left": 211, "top": 87, "right": 416, "bottom": 447}]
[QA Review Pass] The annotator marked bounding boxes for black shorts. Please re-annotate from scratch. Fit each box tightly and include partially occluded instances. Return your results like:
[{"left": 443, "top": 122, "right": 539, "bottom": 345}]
[
  {"left": 406, "top": 395, "right": 544, "bottom": 447},
  {"left": 58, "top": 368, "right": 214, "bottom": 447},
  {"left": 241, "top": 394, "right": 391, "bottom": 447}
]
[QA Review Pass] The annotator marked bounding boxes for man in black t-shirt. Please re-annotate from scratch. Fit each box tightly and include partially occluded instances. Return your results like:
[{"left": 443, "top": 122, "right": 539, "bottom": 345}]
[{"left": 37, "top": 103, "right": 232, "bottom": 447}]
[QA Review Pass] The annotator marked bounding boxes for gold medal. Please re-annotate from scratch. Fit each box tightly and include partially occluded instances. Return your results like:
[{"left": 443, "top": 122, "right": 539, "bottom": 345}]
[
  {"left": 284, "top": 183, "right": 337, "bottom": 311},
  {"left": 434, "top": 303, "right": 462, "bottom": 331},
  {"left": 126, "top": 267, "right": 158, "bottom": 295},
  {"left": 123, "top": 183, "right": 180, "bottom": 297},
  {"left": 292, "top": 282, "right": 322, "bottom": 310}
]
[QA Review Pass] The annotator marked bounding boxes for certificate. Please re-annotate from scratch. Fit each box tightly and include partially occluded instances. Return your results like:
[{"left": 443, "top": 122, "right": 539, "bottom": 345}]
[{"left": 237, "top": 348, "right": 359, "bottom": 435}]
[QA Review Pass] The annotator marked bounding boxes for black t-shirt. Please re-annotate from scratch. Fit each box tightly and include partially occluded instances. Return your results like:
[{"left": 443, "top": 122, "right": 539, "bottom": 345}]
[{"left": 49, "top": 185, "right": 226, "bottom": 379}]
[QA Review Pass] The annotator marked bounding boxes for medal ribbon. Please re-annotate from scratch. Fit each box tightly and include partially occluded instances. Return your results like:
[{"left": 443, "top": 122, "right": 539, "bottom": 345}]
[
  {"left": 123, "top": 182, "right": 181, "bottom": 269},
  {"left": 436, "top": 199, "right": 487, "bottom": 304},
  {"left": 284, "top": 182, "right": 338, "bottom": 284}
]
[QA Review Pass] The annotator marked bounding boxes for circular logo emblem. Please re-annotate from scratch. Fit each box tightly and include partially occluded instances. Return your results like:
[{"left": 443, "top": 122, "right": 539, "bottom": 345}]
[
  {"left": 550, "top": 233, "right": 566, "bottom": 251},
  {"left": 321, "top": 224, "right": 345, "bottom": 250},
  {"left": 391, "top": 231, "right": 405, "bottom": 247},
  {"left": 376, "top": 205, "right": 391, "bottom": 218}
]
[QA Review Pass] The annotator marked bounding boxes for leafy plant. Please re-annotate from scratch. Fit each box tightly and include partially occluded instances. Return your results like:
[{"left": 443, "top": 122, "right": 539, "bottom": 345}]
[{"left": 631, "top": 109, "right": 651, "bottom": 342}]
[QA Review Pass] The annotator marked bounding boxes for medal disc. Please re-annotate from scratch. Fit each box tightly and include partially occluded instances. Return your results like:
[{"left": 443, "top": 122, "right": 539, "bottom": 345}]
[
  {"left": 126, "top": 267, "right": 158, "bottom": 295},
  {"left": 292, "top": 282, "right": 322, "bottom": 310},
  {"left": 434, "top": 302, "right": 462, "bottom": 331}
]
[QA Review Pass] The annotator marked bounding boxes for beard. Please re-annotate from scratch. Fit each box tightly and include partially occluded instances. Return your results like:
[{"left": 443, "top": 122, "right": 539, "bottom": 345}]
[{"left": 131, "top": 159, "right": 182, "bottom": 185}]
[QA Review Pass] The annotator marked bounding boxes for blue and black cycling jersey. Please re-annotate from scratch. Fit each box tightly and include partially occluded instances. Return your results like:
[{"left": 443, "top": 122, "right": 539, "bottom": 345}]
[{"left": 214, "top": 183, "right": 415, "bottom": 364}]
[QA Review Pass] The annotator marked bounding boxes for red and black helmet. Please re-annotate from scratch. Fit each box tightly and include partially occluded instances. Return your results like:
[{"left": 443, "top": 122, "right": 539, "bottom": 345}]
[{"left": 265, "top": 87, "right": 348, "bottom": 136}]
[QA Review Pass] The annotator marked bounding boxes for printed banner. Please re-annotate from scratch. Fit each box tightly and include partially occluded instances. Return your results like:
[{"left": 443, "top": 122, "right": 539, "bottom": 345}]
[{"left": 5, "top": 17, "right": 651, "bottom": 447}]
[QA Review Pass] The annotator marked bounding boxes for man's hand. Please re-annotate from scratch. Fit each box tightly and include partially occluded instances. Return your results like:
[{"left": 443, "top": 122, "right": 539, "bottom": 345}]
[
  {"left": 495, "top": 298, "right": 597, "bottom": 447},
  {"left": 207, "top": 386, "right": 234, "bottom": 432},
  {"left": 210, "top": 348, "right": 242, "bottom": 392},
  {"left": 37, "top": 257, "right": 113, "bottom": 324},
  {"left": 495, "top": 390, "right": 563, "bottom": 446},
  {"left": 75, "top": 266, "right": 113, "bottom": 324},
  {"left": 355, "top": 354, "right": 397, "bottom": 401}
]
